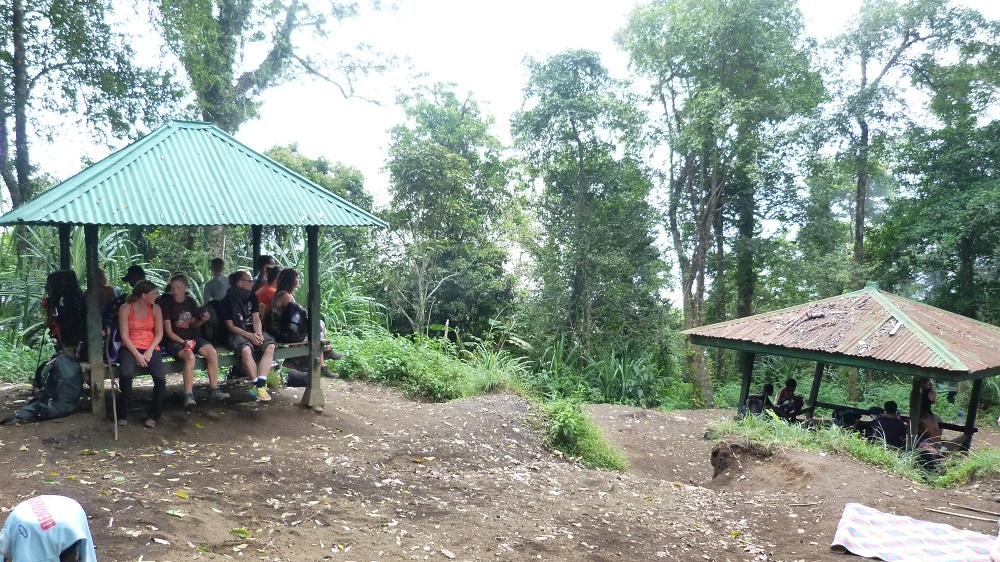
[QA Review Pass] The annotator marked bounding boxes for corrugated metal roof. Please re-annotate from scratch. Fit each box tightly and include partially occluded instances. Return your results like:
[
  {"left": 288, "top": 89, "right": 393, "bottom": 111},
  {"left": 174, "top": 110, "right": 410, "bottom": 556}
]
[
  {"left": 682, "top": 283, "right": 1000, "bottom": 376},
  {"left": 0, "top": 120, "right": 388, "bottom": 228}
]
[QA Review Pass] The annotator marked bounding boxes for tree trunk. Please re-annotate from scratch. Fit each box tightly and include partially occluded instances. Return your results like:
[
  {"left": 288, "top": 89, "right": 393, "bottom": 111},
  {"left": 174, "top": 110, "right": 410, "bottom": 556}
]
[
  {"left": 853, "top": 117, "right": 870, "bottom": 288},
  {"left": 956, "top": 235, "right": 976, "bottom": 318},
  {"left": 734, "top": 182, "right": 755, "bottom": 319},
  {"left": 847, "top": 367, "right": 859, "bottom": 403},
  {"left": 10, "top": 0, "right": 31, "bottom": 210},
  {"left": 709, "top": 203, "right": 726, "bottom": 384}
]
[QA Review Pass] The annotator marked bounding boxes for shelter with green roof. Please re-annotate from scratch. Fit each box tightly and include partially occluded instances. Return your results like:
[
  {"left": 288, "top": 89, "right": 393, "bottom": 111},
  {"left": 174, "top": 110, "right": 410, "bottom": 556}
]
[
  {"left": 683, "top": 282, "right": 1000, "bottom": 449},
  {"left": 0, "top": 120, "right": 387, "bottom": 416}
]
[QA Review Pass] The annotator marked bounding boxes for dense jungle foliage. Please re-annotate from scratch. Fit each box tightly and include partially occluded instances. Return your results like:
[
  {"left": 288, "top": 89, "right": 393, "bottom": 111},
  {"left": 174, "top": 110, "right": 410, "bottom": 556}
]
[{"left": 3, "top": 0, "right": 1000, "bottom": 430}]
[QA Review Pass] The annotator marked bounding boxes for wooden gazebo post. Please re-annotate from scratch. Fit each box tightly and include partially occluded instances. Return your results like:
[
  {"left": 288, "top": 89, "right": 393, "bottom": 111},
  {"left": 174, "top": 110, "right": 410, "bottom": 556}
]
[
  {"left": 737, "top": 353, "right": 755, "bottom": 413},
  {"left": 300, "top": 225, "right": 323, "bottom": 411},
  {"left": 58, "top": 224, "right": 72, "bottom": 269},
  {"left": 83, "top": 225, "right": 106, "bottom": 416}
]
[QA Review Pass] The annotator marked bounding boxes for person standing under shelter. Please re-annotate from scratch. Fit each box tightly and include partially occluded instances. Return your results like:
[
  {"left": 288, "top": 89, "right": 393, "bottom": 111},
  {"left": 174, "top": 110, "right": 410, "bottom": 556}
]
[
  {"left": 202, "top": 258, "right": 228, "bottom": 303},
  {"left": 219, "top": 270, "right": 275, "bottom": 402}
]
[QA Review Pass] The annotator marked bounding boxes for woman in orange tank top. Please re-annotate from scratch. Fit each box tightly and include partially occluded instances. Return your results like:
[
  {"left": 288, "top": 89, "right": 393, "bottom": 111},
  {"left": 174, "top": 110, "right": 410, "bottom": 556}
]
[{"left": 116, "top": 280, "right": 165, "bottom": 429}]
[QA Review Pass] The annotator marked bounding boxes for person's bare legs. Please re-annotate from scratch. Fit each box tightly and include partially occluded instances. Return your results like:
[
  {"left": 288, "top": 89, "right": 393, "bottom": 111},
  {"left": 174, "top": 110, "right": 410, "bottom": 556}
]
[
  {"left": 257, "top": 342, "right": 275, "bottom": 380},
  {"left": 199, "top": 344, "right": 220, "bottom": 388},
  {"left": 240, "top": 346, "right": 258, "bottom": 382},
  {"left": 179, "top": 348, "right": 196, "bottom": 394}
]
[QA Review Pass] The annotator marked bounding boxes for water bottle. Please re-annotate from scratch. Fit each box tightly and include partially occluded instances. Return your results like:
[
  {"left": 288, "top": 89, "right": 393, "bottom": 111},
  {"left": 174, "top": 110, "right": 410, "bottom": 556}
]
[{"left": 957, "top": 410, "right": 964, "bottom": 424}]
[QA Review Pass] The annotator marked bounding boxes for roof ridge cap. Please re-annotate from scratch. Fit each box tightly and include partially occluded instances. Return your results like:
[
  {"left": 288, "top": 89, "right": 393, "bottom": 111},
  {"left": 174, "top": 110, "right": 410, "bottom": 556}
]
[{"left": 866, "top": 287, "right": 969, "bottom": 372}]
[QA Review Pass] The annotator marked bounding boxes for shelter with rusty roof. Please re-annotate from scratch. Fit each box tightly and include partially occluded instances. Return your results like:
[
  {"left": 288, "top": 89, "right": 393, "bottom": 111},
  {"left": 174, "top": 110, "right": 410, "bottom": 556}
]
[
  {"left": 683, "top": 282, "right": 1000, "bottom": 449},
  {"left": 0, "top": 120, "right": 387, "bottom": 417}
]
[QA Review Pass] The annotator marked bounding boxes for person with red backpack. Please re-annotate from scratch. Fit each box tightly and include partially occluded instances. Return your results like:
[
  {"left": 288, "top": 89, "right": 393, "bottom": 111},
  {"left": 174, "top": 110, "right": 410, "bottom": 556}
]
[{"left": 42, "top": 270, "right": 87, "bottom": 360}]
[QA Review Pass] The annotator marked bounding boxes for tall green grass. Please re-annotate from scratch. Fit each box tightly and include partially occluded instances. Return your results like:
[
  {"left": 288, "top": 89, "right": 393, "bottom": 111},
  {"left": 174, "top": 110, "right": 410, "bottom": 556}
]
[
  {"left": 708, "top": 415, "right": 925, "bottom": 482},
  {"left": 711, "top": 414, "right": 1000, "bottom": 488},
  {"left": 543, "top": 400, "right": 629, "bottom": 470}
]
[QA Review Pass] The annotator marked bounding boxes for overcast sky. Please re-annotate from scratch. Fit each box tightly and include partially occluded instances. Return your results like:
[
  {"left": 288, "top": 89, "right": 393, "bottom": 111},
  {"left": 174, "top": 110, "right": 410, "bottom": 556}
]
[{"left": 30, "top": 0, "right": 1000, "bottom": 209}]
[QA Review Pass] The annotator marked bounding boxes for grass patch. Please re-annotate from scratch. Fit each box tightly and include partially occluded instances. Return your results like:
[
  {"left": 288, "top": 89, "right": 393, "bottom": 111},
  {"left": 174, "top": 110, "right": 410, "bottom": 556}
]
[
  {"left": 542, "top": 400, "right": 629, "bottom": 471},
  {"left": 708, "top": 414, "right": 925, "bottom": 482},
  {"left": 931, "top": 449, "right": 1000, "bottom": 488},
  {"left": 329, "top": 327, "right": 527, "bottom": 401}
]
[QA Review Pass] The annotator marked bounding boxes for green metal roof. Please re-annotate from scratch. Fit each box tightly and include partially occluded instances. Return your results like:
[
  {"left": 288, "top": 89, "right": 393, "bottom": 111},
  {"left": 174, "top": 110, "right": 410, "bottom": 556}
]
[{"left": 0, "top": 120, "right": 388, "bottom": 228}]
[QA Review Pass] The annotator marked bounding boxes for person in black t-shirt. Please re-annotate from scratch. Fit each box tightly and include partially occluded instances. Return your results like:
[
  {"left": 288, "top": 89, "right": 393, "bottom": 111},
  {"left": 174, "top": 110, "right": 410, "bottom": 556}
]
[
  {"left": 219, "top": 270, "right": 275, "bottom": 402},
  {"left": 161, "top": 273, "right": 229, "bottom": 408}
]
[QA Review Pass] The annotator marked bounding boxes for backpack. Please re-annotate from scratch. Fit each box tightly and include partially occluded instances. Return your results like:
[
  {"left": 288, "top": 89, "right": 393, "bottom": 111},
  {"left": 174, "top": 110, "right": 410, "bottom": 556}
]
[
  {"left": 3, "top": 354, "right": 84, "bottom": 423},
  {"left": 45, "top": 270, "right": 87, "bottom": 359},
  {"left": 274, "top": 302, "right": 308, "bottom": 343}
]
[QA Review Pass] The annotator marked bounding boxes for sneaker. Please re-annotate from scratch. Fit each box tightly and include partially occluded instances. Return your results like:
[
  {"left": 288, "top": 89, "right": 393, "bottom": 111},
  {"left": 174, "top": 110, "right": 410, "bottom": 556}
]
[
  {"left": 183, "top": 393, "right": 197, "bottom": 409},
  {"left": 117, "top": 419, "right": 128, "bottom": 426},
  {"left": 252, "top": 386, "right": 272, "bottom": 402},
  {"left": 209, "top": 387, "right": 230, "bottom": 402}
]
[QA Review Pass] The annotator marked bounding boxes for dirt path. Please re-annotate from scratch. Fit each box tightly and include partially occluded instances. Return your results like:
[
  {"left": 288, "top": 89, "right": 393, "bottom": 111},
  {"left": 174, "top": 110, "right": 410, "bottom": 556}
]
[{"left": 1, "top": 379, "right": 999, "bottom": 561}]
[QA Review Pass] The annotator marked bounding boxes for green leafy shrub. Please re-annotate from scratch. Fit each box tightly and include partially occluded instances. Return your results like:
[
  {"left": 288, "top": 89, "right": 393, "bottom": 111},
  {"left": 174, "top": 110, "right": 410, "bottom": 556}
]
[
  {"left": 543, "top": 399, "right": 629, "bottom": 470},
  {"left": 0, "top": 343, "right": 39, "bottom": 384},
  {"left": 331, "top": 327, "right": 523, "bottom": 401}
]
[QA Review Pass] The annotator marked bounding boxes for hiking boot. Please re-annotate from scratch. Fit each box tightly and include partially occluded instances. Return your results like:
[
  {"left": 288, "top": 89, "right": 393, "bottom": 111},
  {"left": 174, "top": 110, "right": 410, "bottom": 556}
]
[
  {"left": 251, "top": 386, "right": 272, "bottom": 402},
  {"left": 320, "top": 365, "right": 338, "bottom": 379},
  {"left": 183, "top": 393, "right": 197, "bottom": 410},
  {"left": 209, "top": 387, "right": 230, "bottom": 402},
  {"left": 325, "top": 349, "right": 343, "bottom": 361}
]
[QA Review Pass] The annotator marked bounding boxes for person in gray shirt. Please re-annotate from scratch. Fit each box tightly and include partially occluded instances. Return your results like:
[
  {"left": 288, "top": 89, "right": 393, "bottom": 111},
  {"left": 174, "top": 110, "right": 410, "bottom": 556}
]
[{"left": 202, "top": 258, "right": 228, "bottom": 303}]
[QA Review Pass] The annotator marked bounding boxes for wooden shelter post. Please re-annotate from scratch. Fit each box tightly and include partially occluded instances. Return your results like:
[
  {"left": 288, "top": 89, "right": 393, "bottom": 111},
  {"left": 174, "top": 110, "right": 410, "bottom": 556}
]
[
  {"left": 964, "top": 378, "right": 983, "bottom": 444},
  {"left": 299, "top": 225, "right": 324, "bottom": 411},
  {"left": 58, "top": 224, "right": 72, "bottom": 269},
  {"left": 807, "top": 362, "right": 825, "bottom": 411},
  {"left": 738, "top": 353, "right": 755, "bottom": 412},
  {"left": 251, "top": 226, "right": 262, "bottom": 275},
  {"left": 84, "top": 225, "right": 106, "bottom": 416},
  {"left": 907, "top": 379, "right": 923, "bottom": 451}
]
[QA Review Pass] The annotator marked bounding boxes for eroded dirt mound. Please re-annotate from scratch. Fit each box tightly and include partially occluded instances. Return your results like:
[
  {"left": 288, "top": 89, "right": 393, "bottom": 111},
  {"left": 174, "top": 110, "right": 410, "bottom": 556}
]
[{"left": 710, "top": 440, "right": 773, "bottom": 480}]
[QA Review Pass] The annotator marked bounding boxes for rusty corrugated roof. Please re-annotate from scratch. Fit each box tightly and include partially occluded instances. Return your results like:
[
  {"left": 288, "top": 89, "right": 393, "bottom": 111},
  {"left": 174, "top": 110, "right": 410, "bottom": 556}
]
[
  {"left": 0, "top": 120, "right": 388, "bottom": 228},
  {"left": 682, "top": 283, "right": 1000, "bottom": 377}
]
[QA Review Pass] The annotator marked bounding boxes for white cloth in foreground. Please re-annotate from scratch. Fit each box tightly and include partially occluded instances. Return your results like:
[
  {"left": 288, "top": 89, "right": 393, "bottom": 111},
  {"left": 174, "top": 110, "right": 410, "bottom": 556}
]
[
  {"left": 831, "top": 502, "right": 994, "bottom": 562},
  {"left": 0, "top": 495, "right": 97, "bottom": 562}
]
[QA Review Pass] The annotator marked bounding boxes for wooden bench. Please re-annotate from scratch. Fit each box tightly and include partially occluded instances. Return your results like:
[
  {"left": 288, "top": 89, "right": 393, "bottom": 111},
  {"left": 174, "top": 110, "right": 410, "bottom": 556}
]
[
  {"left": 79, "top": 340, "right": 331, "bottom": 415},
  {"left": 80, "top": 340, "right": 327, "bottom": 378}
]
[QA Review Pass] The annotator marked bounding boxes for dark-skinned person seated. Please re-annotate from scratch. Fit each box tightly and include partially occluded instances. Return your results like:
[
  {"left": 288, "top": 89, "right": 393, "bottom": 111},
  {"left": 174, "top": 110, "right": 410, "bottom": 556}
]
[
  {"left": 872, "top": 400, "right": 907, "bottom": 449},
  {"left": 775, "top": 378, "right": 805, "bottom": 420}
]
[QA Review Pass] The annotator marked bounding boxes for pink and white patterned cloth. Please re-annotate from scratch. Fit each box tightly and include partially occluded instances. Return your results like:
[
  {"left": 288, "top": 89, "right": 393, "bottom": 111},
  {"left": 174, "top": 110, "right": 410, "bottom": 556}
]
[{"left": 831, "top": 502, "right": 996, "bottom": 561}]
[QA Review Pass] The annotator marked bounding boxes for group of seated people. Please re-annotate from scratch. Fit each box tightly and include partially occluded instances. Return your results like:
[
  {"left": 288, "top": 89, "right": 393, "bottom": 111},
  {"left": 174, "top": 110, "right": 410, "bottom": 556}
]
[
  {"left": 744, "top": 377, "right": 962, "bottom": 452},
  {"left": 40, "top": 255, "right": 329, "bottom": 430},
  {"left": 744, "top": 378, "right": 806, "bottom": 421}
]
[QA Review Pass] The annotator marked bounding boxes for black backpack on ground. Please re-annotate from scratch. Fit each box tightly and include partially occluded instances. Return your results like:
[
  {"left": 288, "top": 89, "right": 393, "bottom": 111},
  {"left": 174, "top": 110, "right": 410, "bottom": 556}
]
[{"left": 3, "top": 354, "right": 84, "bottom": 424}]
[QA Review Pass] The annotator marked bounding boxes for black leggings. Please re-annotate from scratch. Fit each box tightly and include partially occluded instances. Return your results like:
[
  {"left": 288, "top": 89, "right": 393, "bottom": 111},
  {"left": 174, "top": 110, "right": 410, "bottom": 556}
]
[{"left": 117, "top": 349, "right": 166, "bottom": 421}]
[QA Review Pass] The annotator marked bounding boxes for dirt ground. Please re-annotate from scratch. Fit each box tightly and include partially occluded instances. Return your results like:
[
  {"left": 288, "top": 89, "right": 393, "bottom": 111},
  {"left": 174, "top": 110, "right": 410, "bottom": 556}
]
[{"left": 2, "top": 377, "right": 1000, "bottom": 562}]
